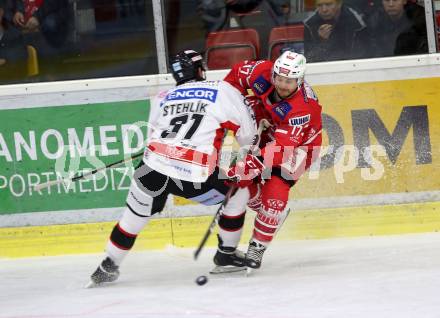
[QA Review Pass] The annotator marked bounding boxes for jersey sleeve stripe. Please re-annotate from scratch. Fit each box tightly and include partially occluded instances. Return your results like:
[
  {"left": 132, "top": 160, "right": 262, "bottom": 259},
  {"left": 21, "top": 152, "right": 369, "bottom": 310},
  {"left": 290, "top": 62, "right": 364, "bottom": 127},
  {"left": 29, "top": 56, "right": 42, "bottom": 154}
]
[{"left": 147, "top": 142, "right": 213, "bottom": 167}]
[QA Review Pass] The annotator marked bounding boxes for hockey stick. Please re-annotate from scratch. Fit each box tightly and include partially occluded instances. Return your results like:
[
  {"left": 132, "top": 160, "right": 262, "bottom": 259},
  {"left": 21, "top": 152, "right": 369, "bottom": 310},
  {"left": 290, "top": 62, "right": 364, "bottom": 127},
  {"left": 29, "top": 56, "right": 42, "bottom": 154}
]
[
  {"left": 193, "top": 119, "right": 271, "bottom": 260},
  {"left": 33, "top": 151, "right": 144, "bottom": 191},
  {"left": 193, "top": 186, "right": 236, "bottom": 260}
]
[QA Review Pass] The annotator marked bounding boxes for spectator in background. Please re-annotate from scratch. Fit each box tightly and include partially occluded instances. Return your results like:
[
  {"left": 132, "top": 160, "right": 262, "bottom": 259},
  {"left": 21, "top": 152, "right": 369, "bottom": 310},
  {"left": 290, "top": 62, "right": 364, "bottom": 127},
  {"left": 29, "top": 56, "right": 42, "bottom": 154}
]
[
  {"left": 265, "top": 0, "right": 291, "bottom": 25},
  {"left": 303, "top": 0, "right": 368, "bottom": 62},
  {"left": 12, "top": 0, "right": 69, "bottom": 48},
  {"left": 197, "top": 0, "right": 290, "bottom": 33},
  {"left": 0, "top": 0, "right": 27, "bottom": 81},
  {"left": 0, "top": 0, "right": 8, "bottom": 66},
  {"left": 343, "top": 0, "right": 375, "bottom": 18},
  {"left": 198, "top": 0, "right": 262, "bottom": 32},
  {"left": 197, "top": 0, "right": 290, "bottom": 58},
  {"left": 366, "top": 0, "right": 427, "bottom": 57},
  {"left": 117, "top": 0, "right": 146, "bottom": 18}
]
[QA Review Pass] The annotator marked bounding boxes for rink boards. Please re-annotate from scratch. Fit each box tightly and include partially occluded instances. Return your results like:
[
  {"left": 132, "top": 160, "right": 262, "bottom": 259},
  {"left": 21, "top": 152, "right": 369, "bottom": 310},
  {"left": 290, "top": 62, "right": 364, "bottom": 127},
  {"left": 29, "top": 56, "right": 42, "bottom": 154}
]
[
  {"left": 0, "top": 55, "right": 439, "bottom": 258},
  {"left": 1, "top": 201, "right": 440, "bottom": 258}
]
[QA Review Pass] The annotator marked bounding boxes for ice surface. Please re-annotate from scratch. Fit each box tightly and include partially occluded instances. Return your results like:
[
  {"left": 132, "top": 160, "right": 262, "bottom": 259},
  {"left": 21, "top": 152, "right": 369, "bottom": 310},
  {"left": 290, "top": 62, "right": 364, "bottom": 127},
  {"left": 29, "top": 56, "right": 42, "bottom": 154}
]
[{"left": 1, "top": 233, "right": 440, "bottom": 318}]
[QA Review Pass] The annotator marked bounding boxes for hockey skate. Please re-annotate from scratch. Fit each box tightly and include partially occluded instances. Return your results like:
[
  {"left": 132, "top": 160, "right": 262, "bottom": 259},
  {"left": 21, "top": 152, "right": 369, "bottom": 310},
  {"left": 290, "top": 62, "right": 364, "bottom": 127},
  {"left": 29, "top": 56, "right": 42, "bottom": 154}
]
[
  {"left": 245, "top": 240, "right": 266, "bottom": 274},
  {"left": 85, "top": 257, "right": 120, "bottom": 288},
  {"left": 210, "top": 246, "right": 247, "bottom": 274}
]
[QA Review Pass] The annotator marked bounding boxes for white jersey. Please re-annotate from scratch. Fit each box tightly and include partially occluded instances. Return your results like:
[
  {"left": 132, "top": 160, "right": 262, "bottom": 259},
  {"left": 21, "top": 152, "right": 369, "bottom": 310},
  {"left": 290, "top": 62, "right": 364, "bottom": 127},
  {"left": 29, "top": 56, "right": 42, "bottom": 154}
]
[{"left": 143, "top": 80, "right": 257, "bottom": 182}]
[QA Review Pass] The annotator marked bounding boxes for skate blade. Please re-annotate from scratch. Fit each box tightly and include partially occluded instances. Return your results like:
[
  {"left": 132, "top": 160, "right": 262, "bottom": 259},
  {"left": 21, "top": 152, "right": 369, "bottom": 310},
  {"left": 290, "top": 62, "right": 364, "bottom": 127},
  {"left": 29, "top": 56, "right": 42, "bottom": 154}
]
[
  {"left": 209, "top": 265, "right": 247, "bottom": 275},
  {"left": 246, "top": 267, "right": 254, "bottom": 276},
  {"left": 85, "top": 280, "right": 98, "bottom": 289}
]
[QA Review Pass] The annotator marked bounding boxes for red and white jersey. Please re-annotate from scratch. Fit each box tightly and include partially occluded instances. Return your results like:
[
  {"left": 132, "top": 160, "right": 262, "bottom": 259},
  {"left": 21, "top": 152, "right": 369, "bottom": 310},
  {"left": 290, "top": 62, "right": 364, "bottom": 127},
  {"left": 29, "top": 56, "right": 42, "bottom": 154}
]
[
  {"left": 224, "top": 60, "right": 274, "bottom": 98},
  {"left": 144, "top": 80, "right": 257, "bottom": 182},
  {"left": 261, "top": 88, "right": 322, "bottom": 180},
  {"left": 225, "top": 60, "right": 322, "bottom": 180}
]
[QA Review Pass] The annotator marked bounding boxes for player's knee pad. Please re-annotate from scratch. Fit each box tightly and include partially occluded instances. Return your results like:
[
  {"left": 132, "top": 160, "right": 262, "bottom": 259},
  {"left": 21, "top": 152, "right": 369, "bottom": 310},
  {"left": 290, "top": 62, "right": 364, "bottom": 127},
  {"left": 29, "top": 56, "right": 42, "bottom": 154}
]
[
  {"left": 126, "top": 180, "right": 154, "bottom": 217},
  {"left": 217, "top": 188, "right": 248, "bottom": 247},
  {"left": 106, "top": 214, "right": 143, "bottom": 264},
  {"left": 218, "top": 210, "right": 246, "bottom": 248},
  {"left": 109, "top": 222, "right": 138, "bottom": 251},
  {"left": 108, "top": 205, "right": 151, "bottom": 256},
  {"left": 219, "top": 187, "right": 247, "bottom": 230},
  {"left": 260, "top": 176, "right": 290, "bottom": 216},
  {"left": 252, "top": 177, "right": 290, "bottom": 243},
  {"left": 218, "top": 210, "right": 246, "bottom": 232}
]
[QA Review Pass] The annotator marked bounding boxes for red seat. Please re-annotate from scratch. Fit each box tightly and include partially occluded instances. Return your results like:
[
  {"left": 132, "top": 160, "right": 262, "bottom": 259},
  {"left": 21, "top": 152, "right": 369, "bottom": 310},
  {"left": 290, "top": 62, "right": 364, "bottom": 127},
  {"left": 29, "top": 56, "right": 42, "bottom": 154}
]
[
  {"left": 205, "top": 28, "right": 260, "bottom": 70},
  {"left": 436, "top": 11, "right": 440, "bottom": 50},
  {"left": 268, "top": 24, "right": 304, "bottom": 61}
]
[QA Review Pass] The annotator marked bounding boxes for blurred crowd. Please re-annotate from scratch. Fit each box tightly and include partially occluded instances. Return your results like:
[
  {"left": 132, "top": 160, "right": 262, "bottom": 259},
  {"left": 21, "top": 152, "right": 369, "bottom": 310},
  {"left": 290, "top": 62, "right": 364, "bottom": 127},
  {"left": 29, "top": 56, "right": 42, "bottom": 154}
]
[
  {"left": 0, "top": 0, "right": 68, "bottom": 80},
  {"left": 303, "top": 0, "right": 427, "bottom": 61},
  {"left": 197, "top": 0, "right": 428, "bottom": 62},
  {"left": 0, "top": 0, "right": 432, "bottom": 84}
]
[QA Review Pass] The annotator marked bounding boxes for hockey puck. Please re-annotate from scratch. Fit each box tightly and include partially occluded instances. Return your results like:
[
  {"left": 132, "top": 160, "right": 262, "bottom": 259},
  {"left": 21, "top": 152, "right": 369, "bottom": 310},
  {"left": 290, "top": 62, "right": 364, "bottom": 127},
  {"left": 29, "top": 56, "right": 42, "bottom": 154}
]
[{"left": 195, "top": 275, "right": 208, "bottom": 286}]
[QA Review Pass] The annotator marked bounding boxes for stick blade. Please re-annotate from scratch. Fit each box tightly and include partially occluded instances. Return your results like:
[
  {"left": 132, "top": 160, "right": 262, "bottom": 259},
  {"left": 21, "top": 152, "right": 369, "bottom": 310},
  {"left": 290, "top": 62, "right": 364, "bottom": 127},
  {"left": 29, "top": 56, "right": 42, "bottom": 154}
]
[{"left": 209, "top": 265, "right": 247, "bottom": 275}]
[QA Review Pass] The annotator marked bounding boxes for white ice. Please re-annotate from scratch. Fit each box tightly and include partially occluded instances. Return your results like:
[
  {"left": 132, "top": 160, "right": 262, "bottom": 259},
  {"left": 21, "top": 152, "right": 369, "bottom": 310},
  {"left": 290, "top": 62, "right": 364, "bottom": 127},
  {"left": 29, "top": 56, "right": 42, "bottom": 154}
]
[{"left": 1, "top": 232, "right": 440, "bottom": 318}]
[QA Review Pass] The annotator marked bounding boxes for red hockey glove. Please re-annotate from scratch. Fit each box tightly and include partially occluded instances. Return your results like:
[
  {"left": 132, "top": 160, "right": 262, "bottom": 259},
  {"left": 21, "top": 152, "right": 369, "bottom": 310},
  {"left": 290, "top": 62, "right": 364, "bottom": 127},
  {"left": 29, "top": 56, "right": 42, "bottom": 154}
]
[{"left": 226, "top": 154, "right": 265, "bottom": 188}]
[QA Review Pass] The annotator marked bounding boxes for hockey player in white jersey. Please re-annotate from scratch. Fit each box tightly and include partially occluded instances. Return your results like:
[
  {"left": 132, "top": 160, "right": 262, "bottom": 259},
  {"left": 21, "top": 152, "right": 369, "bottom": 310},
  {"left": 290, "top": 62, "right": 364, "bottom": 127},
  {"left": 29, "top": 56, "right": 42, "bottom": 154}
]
[{"left": 87, "top": 50, "right": 258, "bottom": 287}]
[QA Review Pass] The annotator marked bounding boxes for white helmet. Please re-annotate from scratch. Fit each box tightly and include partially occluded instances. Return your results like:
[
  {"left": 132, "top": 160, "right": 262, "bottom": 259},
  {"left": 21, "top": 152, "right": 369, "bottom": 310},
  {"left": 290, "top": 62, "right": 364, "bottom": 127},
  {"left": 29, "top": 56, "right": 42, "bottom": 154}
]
[{"left": 272, "top": 51, "right": 306, "bottom": 85}]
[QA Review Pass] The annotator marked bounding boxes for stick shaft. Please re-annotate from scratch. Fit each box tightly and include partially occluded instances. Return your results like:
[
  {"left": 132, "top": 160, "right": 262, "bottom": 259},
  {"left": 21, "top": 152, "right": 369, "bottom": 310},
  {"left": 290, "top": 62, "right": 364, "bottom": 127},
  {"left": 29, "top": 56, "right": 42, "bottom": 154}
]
[
  {"left": 71, "top": 152, "right": 144, "bottom": 181},
  {"left": 33, "top": 151, "right": 144, "bottom": 191},
  {"left": 193, "top": 122, "right": 267, "bottom": 259},
  {"left": 193, "top": 186, "right": 235, "bottom": 260}
]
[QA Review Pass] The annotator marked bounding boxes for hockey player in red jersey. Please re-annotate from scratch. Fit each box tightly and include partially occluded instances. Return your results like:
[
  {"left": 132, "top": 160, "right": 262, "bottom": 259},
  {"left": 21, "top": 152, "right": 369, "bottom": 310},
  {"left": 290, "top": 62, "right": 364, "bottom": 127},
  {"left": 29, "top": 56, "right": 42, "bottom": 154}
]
[{"left": 218, "top": 51, "right": 323, "bottom": 271}]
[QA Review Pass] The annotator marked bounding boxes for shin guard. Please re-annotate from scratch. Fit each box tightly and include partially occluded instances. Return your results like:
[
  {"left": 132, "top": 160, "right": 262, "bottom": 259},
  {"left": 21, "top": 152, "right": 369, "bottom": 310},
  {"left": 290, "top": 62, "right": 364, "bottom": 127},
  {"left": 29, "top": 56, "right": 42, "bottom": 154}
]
[
  {"left": 105, "top": 207, "right": 150, "bottom": 265},
  {"left": 252, "top": 176, "right": 290, "bottom": 245},
  {"left": 217, "top": 187, "right": 249, "bottom": 248}
]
